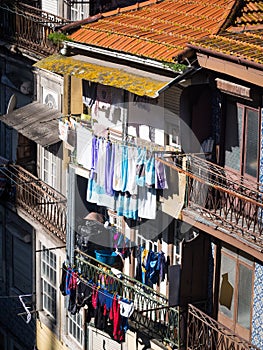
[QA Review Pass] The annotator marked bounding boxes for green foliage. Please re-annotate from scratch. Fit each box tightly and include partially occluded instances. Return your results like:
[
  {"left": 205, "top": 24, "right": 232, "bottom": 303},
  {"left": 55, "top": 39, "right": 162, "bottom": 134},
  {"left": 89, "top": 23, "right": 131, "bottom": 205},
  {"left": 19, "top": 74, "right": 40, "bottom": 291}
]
[
  {"left": 163, "top": 62, "right": 188, "bottom": 73},
  {"left": 48, "top": 32, "right": 71, "bottom": 45}
]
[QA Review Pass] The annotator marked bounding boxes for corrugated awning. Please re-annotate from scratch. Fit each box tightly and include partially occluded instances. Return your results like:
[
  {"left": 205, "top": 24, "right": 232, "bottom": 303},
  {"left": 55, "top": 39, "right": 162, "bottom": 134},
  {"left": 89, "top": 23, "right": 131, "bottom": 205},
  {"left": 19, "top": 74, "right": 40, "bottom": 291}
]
[
  {"left": 0, "top": 101, "right": 61, "bottom": 147},
  {"left": 34, "top": 54, "right": 177, "bottom": 98}
]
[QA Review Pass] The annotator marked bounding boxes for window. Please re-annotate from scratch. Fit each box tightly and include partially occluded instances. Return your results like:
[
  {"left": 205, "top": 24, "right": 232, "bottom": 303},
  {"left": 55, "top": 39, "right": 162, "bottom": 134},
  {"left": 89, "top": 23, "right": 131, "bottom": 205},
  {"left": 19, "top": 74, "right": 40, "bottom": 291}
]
[
  {"left": 68, "top": 311, "right": 84, "bottom": 346},
  {"left": 39, "top": 144, "right": 62, "bottom": 192},
  {"left": 41, "top": 244, "right": 57, "bottom": 318},
  {"left": 43, "top": 148, "right": 56, "bottom": 187},
  {"left": 218, "top": 247, "right": 254, "bottom": 339},
  {"left": 13, "top": 236, "right": 32, "bottom": 292},
  {"left": 225, "top": 104, "right": 259, "bottom": 179},
  {"left": 71, "top": 3, "right": 84, "bottom": 21}
]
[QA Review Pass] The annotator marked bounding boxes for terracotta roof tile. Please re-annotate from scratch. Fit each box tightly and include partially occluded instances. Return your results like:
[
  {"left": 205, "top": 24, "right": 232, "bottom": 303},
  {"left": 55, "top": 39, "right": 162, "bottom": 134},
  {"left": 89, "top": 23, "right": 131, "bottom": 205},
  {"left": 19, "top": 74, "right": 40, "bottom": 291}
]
[
  {"left": 69, "top": 0, "right": 236, "bottom": 62},
  {"left": 235, "top": 1, "right": 263, "bottom": 26},
  {"left": 189, "top": 30, "right": 263, "bottom": 65},
  {"left": 188, "top": 1, "right": 263, "bottom": 66}
]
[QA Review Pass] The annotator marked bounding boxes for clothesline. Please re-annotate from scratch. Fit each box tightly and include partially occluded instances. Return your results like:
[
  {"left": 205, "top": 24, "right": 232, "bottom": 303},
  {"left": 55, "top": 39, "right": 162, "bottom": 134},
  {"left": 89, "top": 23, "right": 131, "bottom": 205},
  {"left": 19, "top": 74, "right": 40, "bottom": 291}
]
[
  {"left": 61, "top": 258, "right": 167, "bottom": 311},
  {"left": 59, "top": 116, "right": 180, "bottom": 154},
  {"left": 60, "top": 261, "right": 134, "bottom": 342},
  {"left": 60, "top": 261, "right": 125, "bottom": 303}
]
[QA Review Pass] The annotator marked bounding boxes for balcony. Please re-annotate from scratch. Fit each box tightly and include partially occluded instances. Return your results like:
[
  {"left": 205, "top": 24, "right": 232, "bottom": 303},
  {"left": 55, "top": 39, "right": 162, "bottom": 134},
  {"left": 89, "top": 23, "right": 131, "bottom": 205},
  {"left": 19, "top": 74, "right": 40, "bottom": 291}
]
[
  {"left": 75, "top": 249, "right": 182, "bottom": 349},
  {"left": 158, "top": 154, "right": 263, "bottom": 257},
  {"left": 0, "top": 164, "right": 66, "bottom": 241},
  {"left": 0, "top": 2, "right": 70, "bottom": 57},
  {"left": 74, "top": 250, "right": 262, "bottom": 350},
  {"left": 187, "top": 304, "right": 261, "bottom": 350}
]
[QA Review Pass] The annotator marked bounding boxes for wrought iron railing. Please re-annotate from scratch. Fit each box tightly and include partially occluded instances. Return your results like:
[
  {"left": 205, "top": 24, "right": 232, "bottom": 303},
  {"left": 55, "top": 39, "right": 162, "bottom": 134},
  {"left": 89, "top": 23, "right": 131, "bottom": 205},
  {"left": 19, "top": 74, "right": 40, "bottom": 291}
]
[
  {"left": 75, "top": 249, "right": 182, "bottom": 349},
  {"left": 157, "top": 154, "right": 263, "bottom": 251},
  {"left": 0, "top": 2, "right": 70, "bottom": 56},
  {"left": 187, "top": 304, "right": 261, "bottom": 350},
  {"left": 0, "top": 164, "right": 66, "bottom": 241}
]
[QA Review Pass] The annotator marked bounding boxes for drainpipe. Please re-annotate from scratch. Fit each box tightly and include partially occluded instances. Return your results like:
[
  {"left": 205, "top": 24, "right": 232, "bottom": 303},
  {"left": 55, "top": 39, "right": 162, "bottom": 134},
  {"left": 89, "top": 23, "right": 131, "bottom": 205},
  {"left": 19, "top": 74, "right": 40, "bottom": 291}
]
[{"left": 155, "top": 66, "right": 202, "bottom": 97}]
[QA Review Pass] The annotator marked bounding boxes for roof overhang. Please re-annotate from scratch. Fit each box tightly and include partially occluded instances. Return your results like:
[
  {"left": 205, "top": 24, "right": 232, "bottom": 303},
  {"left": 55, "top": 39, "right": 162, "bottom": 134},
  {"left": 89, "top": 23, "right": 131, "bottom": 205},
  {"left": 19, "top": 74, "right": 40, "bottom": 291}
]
[
  {"left": 187, "top": 44, "right": 263, "bottom": 87},
  {"left": 196, "top": 52, "right": 263, "bottom": 87},
  {"left": 34, "top": 54, "right": 181, "bottom": 98},
  {"left": 0, "top": 101, "right": 61, "bottom": 147}
]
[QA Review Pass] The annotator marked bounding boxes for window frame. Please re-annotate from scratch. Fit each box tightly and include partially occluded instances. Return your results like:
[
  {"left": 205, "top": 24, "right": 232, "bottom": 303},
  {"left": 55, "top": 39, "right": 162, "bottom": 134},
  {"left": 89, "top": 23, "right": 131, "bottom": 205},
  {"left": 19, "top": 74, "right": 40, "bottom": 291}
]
[
  {"left": 40, "top": 243, "right": 57, "bottom": 319},
  {"left": 38, "top": 144, "right": 62, "bottom": 192},
  {"left": 225, "top": 103, "right": 260, "bottom": 180},
  {"left": 71, "top": 2, "right": 84, "bottom": 21},
  {"left": 218, "top": 248, "right": 254, "bottom": 340},
  {"left": 67, "top": 310, "right": 84, "bottom": 346},
  {"left": 238, "top": 104, "right": 260, "bottom": 179}
]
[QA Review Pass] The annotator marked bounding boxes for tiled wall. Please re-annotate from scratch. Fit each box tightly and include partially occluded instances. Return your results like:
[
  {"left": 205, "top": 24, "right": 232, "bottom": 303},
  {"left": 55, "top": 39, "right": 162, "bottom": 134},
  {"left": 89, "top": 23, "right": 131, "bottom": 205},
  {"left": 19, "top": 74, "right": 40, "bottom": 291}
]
[
  {"left": 253, "top": 108, "right": 263, "bottom": 348},
  {"left": 252, "top": 262, "right": 263, "bottom": 349}
]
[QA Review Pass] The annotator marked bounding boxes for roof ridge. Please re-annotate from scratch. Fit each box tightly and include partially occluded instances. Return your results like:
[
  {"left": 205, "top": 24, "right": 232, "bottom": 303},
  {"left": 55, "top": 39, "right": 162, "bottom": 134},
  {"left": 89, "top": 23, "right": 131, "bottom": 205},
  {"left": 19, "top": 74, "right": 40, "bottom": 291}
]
[
  {"left": 85, "top": 17, "right": 213, "bottom": 37},
  {"left": 210, "top": 32, "right": 263, "bottom": 50},
  {"left": 101, "top": 0, "right": 160, "bottom": 18}
]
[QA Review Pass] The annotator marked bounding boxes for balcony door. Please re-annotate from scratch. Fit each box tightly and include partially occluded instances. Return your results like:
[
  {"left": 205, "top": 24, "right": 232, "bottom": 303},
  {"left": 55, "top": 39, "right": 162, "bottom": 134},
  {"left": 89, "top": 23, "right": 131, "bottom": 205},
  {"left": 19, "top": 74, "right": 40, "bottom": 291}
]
[
  {"left": 38, "top": 144, "right": 62, "bottom": 193},
  {"left": 218, "top": 247, "right": 254, "bottom": 341},
  {"left": 224, "top": 103, "right": 260, "bottom": 181}
]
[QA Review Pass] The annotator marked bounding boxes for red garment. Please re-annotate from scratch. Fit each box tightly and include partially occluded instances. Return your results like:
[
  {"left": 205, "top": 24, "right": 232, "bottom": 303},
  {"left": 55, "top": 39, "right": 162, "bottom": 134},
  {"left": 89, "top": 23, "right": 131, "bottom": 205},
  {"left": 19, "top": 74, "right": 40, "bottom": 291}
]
[
  {"left": 92, "top": 286, "right": 98, "bottom": 309},
  {"left": 68, "top": 271, "right": 78, "bottom": 290},
  {"left": 111, "top": 295, "right": 124, "bottom": 341},
  {"left": 103, "top": 303, "right": 107, "bottom": 317}
]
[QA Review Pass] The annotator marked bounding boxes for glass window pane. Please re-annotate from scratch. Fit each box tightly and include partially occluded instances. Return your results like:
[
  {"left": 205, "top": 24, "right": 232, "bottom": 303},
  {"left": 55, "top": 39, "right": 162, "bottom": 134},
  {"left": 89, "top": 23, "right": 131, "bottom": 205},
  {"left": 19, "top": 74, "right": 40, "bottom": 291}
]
[
  {"left": 237, "top": 264, "right": 252, "bottom": 329},
  {"left": 44, "top": 158, "right": 48, "bottom": 171},
  {"left": 68, "top": 311, "right": 83, "bottom": 345},
  {"left": 245, "top": 109, "right": 259, "bottom": 177},
  {"left": 225, "top": 104, "right": 242, "bottom": 172},
  {"left": 219, "top": 253, "right": 236, "bottom": 319}
]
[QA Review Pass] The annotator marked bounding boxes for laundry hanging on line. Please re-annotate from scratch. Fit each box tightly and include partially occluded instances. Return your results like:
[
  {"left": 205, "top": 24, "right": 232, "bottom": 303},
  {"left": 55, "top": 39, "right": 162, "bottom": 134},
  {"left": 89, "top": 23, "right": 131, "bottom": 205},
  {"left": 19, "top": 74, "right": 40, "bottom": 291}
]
[{"left": 59, "top": 262, "right": 135, "bottom": 342}]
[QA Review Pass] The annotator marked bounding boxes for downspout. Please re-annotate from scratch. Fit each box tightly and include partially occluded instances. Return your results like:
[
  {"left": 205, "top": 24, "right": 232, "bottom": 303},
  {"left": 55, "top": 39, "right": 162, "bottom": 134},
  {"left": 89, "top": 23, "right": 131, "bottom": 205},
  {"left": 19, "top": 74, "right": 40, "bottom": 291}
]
[{"left": 154, "top": 66, "right": 202, "bottom": 97}]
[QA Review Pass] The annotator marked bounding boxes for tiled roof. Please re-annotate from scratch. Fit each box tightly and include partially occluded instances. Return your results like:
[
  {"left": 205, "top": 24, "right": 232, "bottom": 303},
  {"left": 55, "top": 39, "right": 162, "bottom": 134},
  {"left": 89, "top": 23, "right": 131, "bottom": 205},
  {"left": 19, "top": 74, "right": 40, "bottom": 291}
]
[
  {"left": 189, "top": 30, "right": 263, "bottom": 64},
  {"left": 68, "top": 0, "right": 236, "bottom": 63},
  {"left": 189, "top": 1, "right": 263, "bottom": 66},
  {"left": 234, "top": 0, "right": 263, "bottom": 26}
]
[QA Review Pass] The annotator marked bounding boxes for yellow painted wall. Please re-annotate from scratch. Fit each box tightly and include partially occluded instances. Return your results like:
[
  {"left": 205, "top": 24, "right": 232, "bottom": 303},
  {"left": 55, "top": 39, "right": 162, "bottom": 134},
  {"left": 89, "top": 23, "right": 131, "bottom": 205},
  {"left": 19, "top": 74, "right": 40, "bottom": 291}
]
[
  {"left": 36, "top": 320, "right": 68, "bottom": 350},
  {"left": 71, "top": 76, "right": 83, "bottom": 115}
]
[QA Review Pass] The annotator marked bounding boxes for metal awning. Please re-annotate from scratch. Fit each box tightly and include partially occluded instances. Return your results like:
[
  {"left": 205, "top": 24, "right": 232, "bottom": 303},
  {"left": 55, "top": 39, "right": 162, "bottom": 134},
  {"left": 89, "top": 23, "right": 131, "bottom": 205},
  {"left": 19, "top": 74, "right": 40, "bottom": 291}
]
[
  {"left": 34, "top": 54, "right": 178, "bottom": 98},
  {"left": 0, "top": 101, "right": 61, "bottom": 147}
]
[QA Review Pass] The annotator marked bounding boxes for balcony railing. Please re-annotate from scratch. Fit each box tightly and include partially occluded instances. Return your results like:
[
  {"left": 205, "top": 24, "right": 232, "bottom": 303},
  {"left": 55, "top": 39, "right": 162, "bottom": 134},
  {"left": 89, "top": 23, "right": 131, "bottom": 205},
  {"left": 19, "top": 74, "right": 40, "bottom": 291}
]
[
  {"left": 0, "top": 164, "right": 66, "bottom": 241},
  {"left": 75, "top": 249, "right": 182, "bottom": 349},
  {"left": 158, "top": 154, "right": 263, "bottom": 253},
  {"left": 187, "top": 304, "right": 261, "bottom": 350},
  {"left": 0, "top": 2, "right": 70, "bottom": 56}
]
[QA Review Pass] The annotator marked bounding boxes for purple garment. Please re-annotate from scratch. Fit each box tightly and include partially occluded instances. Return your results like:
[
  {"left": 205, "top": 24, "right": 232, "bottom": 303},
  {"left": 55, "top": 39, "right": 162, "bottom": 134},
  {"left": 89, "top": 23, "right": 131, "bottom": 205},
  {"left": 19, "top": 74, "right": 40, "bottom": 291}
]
[
  {"left": 157, "top": 251, "right": 166, "bottom": 282},
  {"left": 90, "top": 136, "right": 99, "bottom": 179},
  {"left": 104, "top": 142, "right": 115, "bottom": 196},
  {"left": 155, "top": 159, "right": 168, "bottom": 189},
  {"left": 121, "top": 145, "right": 128, "bottom": 192}
]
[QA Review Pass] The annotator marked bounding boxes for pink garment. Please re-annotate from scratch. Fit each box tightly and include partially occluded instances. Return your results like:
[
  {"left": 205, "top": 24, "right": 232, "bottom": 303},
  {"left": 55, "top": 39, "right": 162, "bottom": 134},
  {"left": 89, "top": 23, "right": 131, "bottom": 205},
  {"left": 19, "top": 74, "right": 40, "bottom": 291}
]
[
  {"left": 111, "top": 295, "right": 124, "bottom": 341},
  {"left": 92, "top": 286, "right": 98, "bottom": 309}
]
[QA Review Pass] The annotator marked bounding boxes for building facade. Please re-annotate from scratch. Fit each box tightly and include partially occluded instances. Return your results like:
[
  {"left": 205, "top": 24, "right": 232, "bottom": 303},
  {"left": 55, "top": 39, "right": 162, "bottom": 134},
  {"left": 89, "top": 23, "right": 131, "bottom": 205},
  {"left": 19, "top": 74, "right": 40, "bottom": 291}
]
[{"left": 0, "top": 0, "right": 262, "bottom": 350}]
